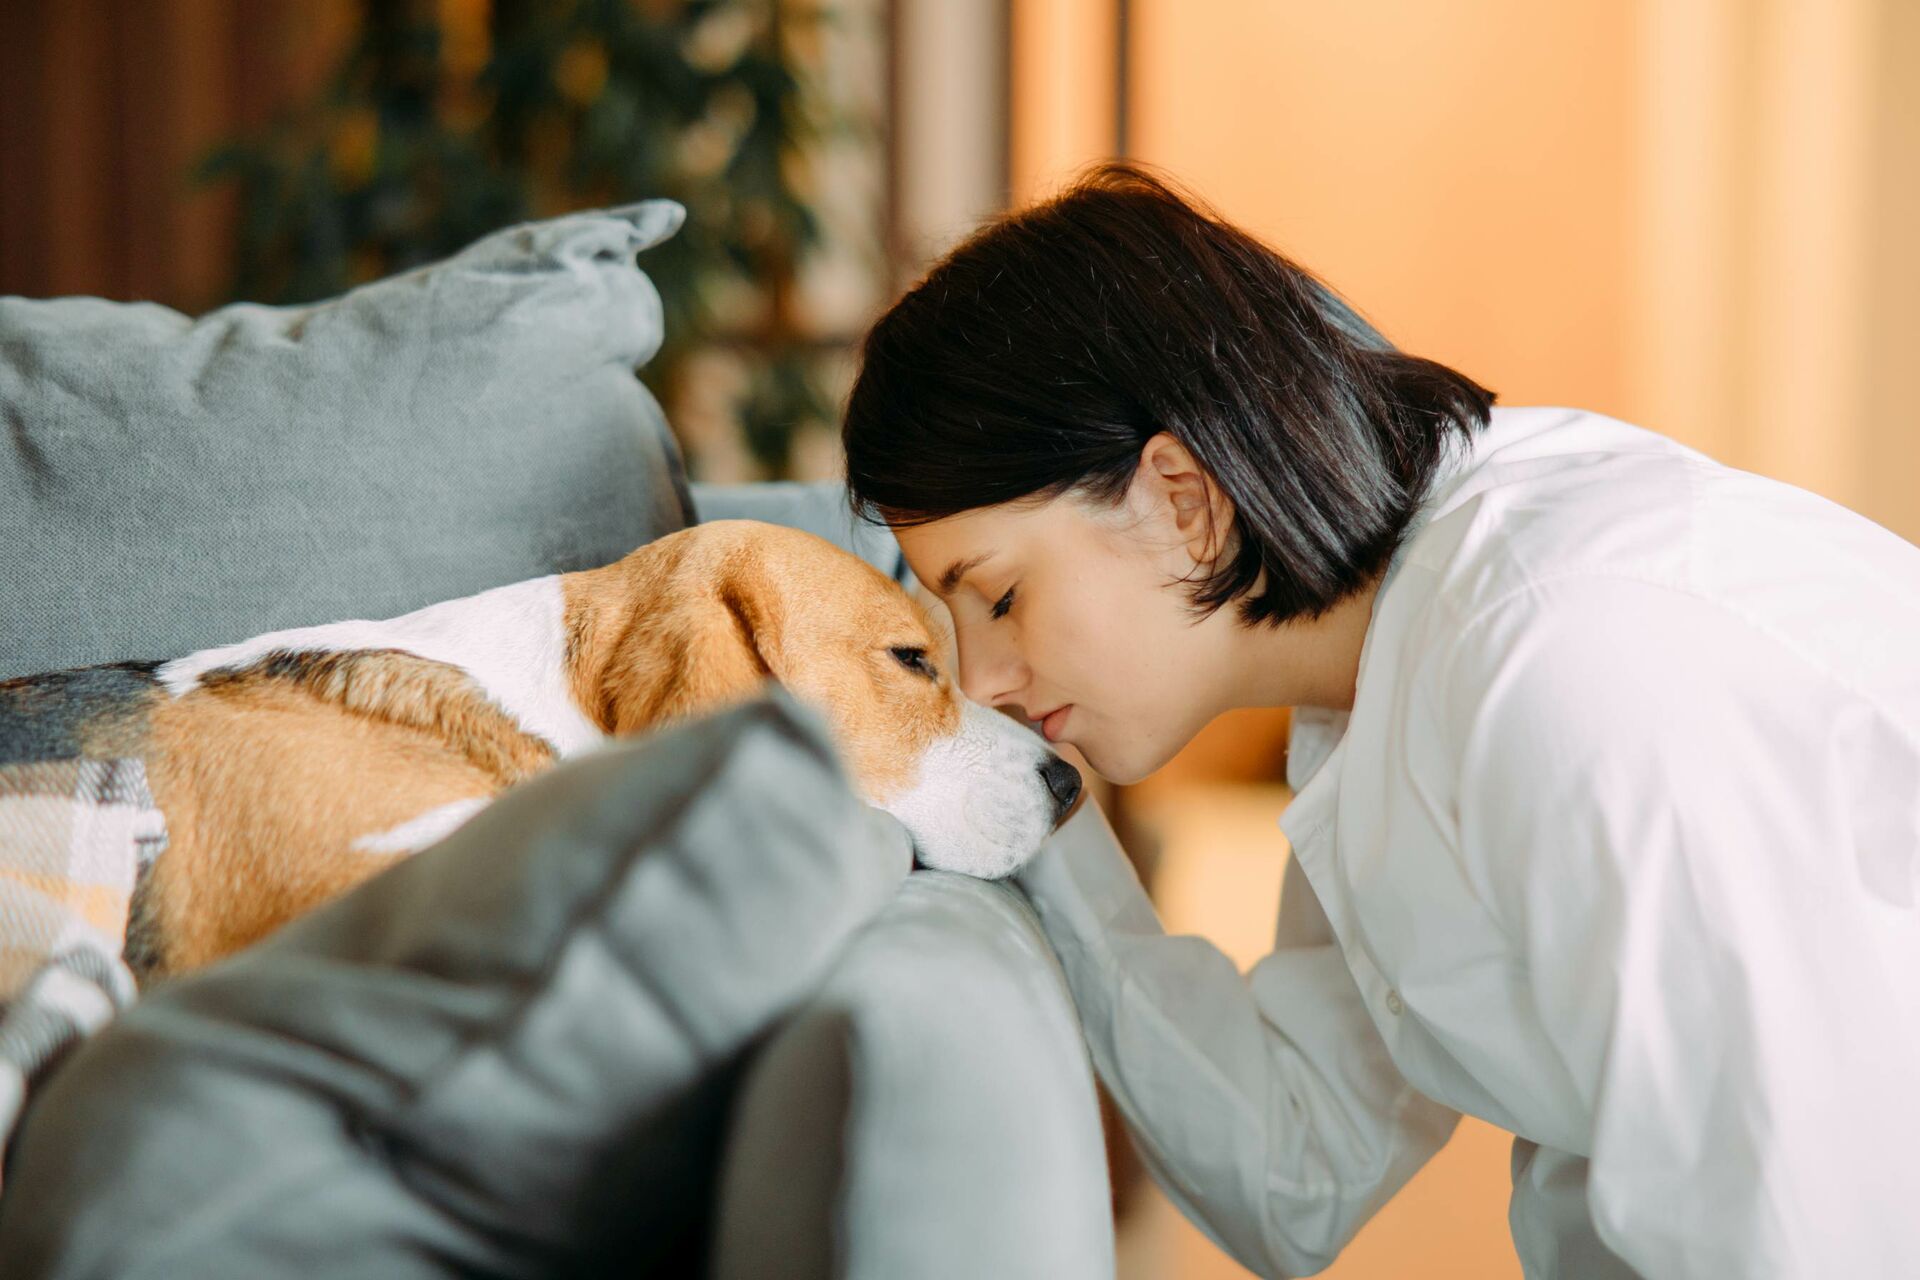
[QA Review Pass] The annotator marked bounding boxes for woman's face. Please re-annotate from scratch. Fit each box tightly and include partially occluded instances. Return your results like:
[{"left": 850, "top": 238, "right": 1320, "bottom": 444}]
[{"left": 891, "top": 464, "right": 1245, "bottom": 785}]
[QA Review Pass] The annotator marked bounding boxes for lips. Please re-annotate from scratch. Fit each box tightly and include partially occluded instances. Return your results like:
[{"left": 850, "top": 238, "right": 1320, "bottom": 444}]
[{"left": 1040, "top": 704, "right": 1072, "bottom": 743}]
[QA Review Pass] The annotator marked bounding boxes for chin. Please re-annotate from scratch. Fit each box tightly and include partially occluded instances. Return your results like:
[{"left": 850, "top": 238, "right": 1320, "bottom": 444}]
[{"left": 1074, "top": 739, "right": 1158, "bottom": 788}]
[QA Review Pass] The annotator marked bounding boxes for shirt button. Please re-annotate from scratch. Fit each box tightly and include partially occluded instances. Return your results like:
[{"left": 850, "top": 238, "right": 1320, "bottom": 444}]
[{"left": 1385, "top": 989, "right": 1404, "bottom": 1016}]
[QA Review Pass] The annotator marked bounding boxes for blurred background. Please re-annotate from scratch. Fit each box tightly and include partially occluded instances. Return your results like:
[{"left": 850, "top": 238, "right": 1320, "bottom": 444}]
[{"left": 3, "top": 1, "right": 1915, "bottom": 1275}]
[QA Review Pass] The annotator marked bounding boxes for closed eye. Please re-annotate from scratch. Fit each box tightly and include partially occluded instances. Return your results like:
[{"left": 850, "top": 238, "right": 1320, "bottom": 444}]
[
  {"left": 990, "top": 587, "right": 1015, "bottom": 620},
  {"left": 890, "top": 646, "right": 938, "bottom": 680}
]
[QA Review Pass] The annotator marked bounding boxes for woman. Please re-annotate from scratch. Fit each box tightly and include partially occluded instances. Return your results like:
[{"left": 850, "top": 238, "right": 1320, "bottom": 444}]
[{"left": 840, "top": 162, "right": 1920, "bottom": 1278}]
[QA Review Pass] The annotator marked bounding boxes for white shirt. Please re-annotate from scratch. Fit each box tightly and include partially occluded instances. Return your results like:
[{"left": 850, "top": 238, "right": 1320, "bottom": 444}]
[{"left": 1014, "top": 405, "right": 1920, "bottom": 1278}]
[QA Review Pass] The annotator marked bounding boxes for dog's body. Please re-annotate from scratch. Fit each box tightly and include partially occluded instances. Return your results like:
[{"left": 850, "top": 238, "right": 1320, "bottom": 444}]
[{"left": 1, "top": 521, "right": 1080, "bottom": 976}]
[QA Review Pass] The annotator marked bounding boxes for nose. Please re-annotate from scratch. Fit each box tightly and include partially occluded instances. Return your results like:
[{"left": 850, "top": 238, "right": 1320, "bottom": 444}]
[
  {"left": 1037, "top": 755, "right": 1082, "bottom": 825},
  {"left": 954, "top": 624, "right": 1025, "bottom": 710}
]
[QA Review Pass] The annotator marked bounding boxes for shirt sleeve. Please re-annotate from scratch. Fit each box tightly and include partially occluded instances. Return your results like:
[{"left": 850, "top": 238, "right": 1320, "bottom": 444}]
[
  {"left": 1446, "top": 575, "right": 1920, "bottom": 1277},
  {"left": 1012, "top": 796, "right": 1459, "bottom": 1277}
]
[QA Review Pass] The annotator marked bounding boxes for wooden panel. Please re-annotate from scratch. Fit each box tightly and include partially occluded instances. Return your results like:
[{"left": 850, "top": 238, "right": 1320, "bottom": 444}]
[
  {"left": 166, "top": 0, "right": 244, "bottom": 313},
  {"left": 0, "top": 0, "right": 52, "bottom": 296},
  {"left": 43, "top": 0, "right": 120, "bottom": 298},
  {"left": 0, "top": 0, "right": 355, "bottom": 311}
]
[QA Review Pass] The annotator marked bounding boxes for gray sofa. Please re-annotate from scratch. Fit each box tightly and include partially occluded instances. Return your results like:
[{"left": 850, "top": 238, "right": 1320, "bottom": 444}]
[{"left": 0, "top": 202, "right": 1116, "bottom": 1276}]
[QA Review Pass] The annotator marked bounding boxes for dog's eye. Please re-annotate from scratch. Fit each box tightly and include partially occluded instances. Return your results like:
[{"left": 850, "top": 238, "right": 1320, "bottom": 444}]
[{"left": 890, "top": 646, "right": 937, "bottom": 679}]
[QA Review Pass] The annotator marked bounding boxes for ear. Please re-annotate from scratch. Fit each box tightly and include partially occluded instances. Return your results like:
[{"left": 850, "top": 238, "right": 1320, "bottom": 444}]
[
  {"left": 587, "top": 555, "right": 790, "bottom": 737},
  {"left": 636, "top": 568, "right": 795, "bottom": 733},
  {"left": 715, "top": 576, "right": 786, "bottom": 686},
  {"left": 1131, "top": 431, "right": 1235, "bottom": 566}
]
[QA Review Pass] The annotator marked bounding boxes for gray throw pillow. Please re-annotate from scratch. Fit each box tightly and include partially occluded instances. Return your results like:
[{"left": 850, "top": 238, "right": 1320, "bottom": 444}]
[
  {"left": 0, "top": 201, "right": 695, "bottom": 680},
  {"left": 690, "top": 480, "right": 911, "bottom": 588},
  {"left": 0, "top": 687, "right": 912, "bottom": 1279}
]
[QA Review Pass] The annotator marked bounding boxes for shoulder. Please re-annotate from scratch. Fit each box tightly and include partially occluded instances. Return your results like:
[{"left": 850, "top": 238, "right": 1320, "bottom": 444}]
[
  {"left": 1365, "top": 408, "right": 1713, "bottom": 710},
  {"left": 1435, "top": 573, "right": 1779, "bottom": 772},
  {"left": 1410, "top": 410, "right": 1711, "bottom": 621}
]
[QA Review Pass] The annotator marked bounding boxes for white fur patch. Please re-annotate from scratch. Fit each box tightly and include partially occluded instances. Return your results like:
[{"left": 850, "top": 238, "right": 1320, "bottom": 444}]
[
  {"left": 350, "top": 796, "right": 492, "bottom": 856},
  {"left": 877, "top": 700, "right": 1062, "bottom": 879},
  {"left": 157, "top": 576, "right": 606, "bottom": 758}
]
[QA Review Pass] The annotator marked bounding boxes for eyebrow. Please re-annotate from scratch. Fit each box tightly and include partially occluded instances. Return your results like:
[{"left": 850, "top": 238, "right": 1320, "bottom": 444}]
[{"left": 938, "top": 552, "right": 994, "bottom": 595}]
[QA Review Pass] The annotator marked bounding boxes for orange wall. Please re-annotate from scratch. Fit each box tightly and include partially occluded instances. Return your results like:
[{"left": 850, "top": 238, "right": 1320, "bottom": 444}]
[
  {"left": 1012, "top": 0, "right": 1919, "bottom": 539},
  {"left": 1008, "top": 0, "right": 1117, "bottom": 205},
  {"left": 1127, "top": 0, "right": 1635, "bottom": 424}
]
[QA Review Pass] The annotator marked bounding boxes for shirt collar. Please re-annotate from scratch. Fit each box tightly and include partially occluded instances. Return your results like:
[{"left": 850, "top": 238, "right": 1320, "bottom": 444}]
[{"left": 1276, "top": 428, "right": 1483, "bottom": 848}]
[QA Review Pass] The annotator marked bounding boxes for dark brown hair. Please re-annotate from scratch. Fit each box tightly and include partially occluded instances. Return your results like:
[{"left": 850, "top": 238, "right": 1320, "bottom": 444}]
[{"left": 842, "top": 160, "right": 1495, "bottom": 628}]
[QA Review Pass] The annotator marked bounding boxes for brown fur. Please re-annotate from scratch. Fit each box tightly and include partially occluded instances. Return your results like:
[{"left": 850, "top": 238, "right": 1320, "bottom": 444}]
[
  {"left": 202, "top": 648, "right": 559, "bottom": 785},
  {"left": 136, "top": 521, "right": 961, "bottom": 977},
  {"left": 566, "top": 522, "right": 963, "bottom": 800}
]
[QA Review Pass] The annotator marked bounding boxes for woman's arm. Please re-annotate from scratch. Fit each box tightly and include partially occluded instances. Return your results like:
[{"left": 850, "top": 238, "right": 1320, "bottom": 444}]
[{"left": 1013, "top": 799, "right": 1459, "bottom": 1277}]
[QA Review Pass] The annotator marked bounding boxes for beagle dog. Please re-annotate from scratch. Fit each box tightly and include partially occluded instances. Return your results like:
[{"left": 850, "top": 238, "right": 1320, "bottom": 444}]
[{"left": 1, "top": 520, "right": 1081, "bottom": 977}]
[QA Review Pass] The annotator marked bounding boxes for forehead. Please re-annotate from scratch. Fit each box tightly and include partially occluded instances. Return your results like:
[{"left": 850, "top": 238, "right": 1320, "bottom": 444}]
[{"left": 891, "top": 503, "right": 1046, "bottom": 584}]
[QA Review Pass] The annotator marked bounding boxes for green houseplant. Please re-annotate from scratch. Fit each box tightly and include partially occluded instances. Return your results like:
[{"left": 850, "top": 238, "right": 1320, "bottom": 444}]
[{"left": 196, "top": 0, "right": 866, "bottom": 478}]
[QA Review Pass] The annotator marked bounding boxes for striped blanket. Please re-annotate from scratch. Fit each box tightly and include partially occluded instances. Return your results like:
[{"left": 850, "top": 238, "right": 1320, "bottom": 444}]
[{"left": 0, "top": 756, "right": 163, "bottom": 1188}]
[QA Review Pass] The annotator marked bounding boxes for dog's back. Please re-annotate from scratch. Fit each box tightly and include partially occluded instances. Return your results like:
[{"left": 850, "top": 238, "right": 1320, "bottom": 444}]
[
  {"left": 0, "top": 660, "right": 164, "bottom": 768},
  {"left": 0, "top": 641, "right": 544, "bottom": 977}
]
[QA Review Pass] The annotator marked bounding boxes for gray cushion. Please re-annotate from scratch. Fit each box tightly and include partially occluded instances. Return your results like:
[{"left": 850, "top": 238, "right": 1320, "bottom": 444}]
[
  {"left": 710, "top": 870, "right": 1115, "bottom": 1280},
  {"left": 0, "top": 688, "right": 912, "bottom": 1278},
  {"left": 691, "top": 479, "right": 910, "bottom": 587},
  {"left": 0, "top": 201, "right": 695, "bottom": 681}
]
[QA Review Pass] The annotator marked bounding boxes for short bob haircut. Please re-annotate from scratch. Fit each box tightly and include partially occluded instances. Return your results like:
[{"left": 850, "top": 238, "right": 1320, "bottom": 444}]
[{"left": 841, "top": 161, "right": 1497, "bottom": 629}]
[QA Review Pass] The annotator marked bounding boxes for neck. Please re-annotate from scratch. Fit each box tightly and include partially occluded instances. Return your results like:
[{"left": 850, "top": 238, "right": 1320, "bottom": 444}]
[{"left": 1231, "top": 568, "right": 1385, "bottom": 713}]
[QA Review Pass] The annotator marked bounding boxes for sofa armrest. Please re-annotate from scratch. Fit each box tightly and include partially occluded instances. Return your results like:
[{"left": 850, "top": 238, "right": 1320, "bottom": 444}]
[
  {"left": 690, "top": 479, "right": 911, "bottom": 588},
  {"left": 710, "top": 865, "right": 1116, "bottom": 1280}
]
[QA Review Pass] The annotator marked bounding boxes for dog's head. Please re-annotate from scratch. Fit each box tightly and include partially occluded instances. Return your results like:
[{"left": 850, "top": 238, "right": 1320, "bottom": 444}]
[{"left": 574, "top": 520, "right": 1080, "bottom": 878}]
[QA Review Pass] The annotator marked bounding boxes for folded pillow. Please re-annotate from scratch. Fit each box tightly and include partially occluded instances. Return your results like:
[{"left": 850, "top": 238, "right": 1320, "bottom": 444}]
[
  {"left": 0, "top": 201, "right": 696, "bottom": 680},
  {"left": 0, "top": 688, "right": 912, "bottom": 1278}
]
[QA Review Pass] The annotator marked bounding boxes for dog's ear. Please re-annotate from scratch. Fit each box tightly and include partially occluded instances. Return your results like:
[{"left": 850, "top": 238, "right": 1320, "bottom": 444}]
[
  {"left": 715, "top": 576, "right": 785, "bottom": 684},
  {"left": 602, "top": 564, "right": 790, "bottom": 736}
]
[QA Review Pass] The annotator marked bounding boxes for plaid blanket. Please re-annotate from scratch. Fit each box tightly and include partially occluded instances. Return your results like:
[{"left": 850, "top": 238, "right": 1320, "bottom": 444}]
[{"left": 0, "top": 756, "right": 163, "bottom": 1188}]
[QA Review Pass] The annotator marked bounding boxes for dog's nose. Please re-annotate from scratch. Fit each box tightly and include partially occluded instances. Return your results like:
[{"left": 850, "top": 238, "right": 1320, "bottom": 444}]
[{"left": 1038, "top": 755, "right": 1082, "bottom": 824}]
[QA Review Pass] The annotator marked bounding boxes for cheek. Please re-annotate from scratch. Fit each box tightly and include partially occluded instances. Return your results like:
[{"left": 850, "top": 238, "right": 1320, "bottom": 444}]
[
  {"left": 839, "top": 683, "right": 961, "bottom": 801},
  {"left": 1029, "top": 579, "right": 1173, "bottom": 704}
]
